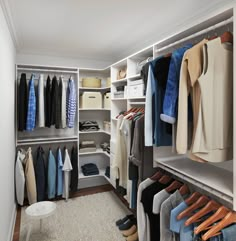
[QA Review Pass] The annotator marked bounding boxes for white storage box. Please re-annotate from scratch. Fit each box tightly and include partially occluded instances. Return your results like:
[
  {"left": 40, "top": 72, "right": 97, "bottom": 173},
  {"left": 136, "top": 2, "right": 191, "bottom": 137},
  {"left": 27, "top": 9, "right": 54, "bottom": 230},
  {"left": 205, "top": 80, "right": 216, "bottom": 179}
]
[
  {"left": 104, "top": 92, "right": 111, "bottom": 109},
  {"left": 128, "top": 79, "right": 145, "bottom": 97},
  {"left": 80, "top": 92, "right": 102, "bottom": 109}
]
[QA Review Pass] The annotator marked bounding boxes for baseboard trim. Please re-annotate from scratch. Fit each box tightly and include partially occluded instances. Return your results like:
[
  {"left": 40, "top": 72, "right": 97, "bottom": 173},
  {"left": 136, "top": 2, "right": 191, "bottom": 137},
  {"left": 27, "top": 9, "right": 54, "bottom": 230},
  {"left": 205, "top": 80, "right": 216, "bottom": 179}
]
[{"left": 7, "top": 204, "right": 17, "bottom": 241}]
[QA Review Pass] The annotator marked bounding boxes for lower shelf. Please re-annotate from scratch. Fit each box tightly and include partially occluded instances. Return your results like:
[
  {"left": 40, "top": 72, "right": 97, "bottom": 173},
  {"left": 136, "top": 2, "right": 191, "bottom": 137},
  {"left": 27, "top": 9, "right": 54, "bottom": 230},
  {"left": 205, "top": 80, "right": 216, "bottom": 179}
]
[
  {"left": 79, "top": 169, "right": 111, "bottom": 183},
  {"left": 155, "top": 158, "right": 233, "bottom": 204}
]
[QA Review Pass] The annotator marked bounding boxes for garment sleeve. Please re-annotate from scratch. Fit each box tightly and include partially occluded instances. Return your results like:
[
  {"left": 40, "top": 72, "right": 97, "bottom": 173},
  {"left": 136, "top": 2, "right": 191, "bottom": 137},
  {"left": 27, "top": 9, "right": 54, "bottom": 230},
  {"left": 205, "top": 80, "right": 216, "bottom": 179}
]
[
  {"left": 176, "top": 57, "right": 190, "bottom": 154},
  {"left": 144, "top": 66, "right": 153, "bottom": 146}
]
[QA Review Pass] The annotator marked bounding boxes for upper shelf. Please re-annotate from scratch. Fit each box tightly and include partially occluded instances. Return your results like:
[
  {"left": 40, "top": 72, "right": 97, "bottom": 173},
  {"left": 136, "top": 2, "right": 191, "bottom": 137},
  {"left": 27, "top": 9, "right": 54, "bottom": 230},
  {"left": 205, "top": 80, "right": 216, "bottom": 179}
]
[
  {"left": 79, "top": 108, "right": 110, "bottom": 111},
  {"left": 112, "top": 78, "right": 127, "bottom": 85},
  {"left": 155, "top": 158, "right": 233, "bottom": 204},
  {"left": 79, "top": 87, "right": 110, "bottom": 92}
]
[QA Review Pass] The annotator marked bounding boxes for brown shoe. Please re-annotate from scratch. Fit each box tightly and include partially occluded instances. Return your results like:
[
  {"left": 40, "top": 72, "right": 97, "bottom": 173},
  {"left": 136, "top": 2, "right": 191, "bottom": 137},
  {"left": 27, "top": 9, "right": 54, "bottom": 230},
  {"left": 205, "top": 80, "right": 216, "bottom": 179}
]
[
  {"left": 121, "top": 225, "right": 137, "bottom": 237},
  {"left": 126, "top": 231, "right": 138, "bottom": 241}
]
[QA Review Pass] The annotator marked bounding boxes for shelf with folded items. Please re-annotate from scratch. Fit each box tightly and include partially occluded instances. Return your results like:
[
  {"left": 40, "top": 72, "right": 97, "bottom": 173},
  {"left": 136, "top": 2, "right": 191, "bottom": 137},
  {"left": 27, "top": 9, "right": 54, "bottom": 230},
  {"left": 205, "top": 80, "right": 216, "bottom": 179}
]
[
  {"left": 79, "top": 148, "right": 110, "bottom": 158},
  {"left": 79, "top": 108, "right": 111, "bottom": 111},
  {"left": 79, "top": 87, "right": 110, "bottom": 92},
  {"left": 79, "top": 130, "right": 110, "bottom": 135},
  {"left": 155, "top": 157, "right": 233, "bottom": 204},
  {"left": 111, "top": 78, "right": 127, "bottom": 85},
  {"left": 79, "top": 168, "right": 111, "bottom": 180}
]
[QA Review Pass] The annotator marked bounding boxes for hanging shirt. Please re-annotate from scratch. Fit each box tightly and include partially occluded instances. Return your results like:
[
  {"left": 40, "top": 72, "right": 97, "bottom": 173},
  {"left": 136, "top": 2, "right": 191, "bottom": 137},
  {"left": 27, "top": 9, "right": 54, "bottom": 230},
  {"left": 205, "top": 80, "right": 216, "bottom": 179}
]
[
  {"left": 56, "top": 77, "right": 63, "bottom": 129},
  {"left": 61, "top": 78, "right": 67, "bottom": 128},
  {"left": 48, "top": 150, "right": 56, "bottom": 199},
  {"left": 137, "top": 178, "right": 155, "bottom": 241},
  {"left": 51, "top": 76, "right": 59, "bottom": 126},
  {"left": 66, "top": 78, "right": 76, "bottom": 128},
  {"left": 15, "top": 150, "right": 26, "bottom": 205},
  {"left": 26, "top": 74, "right": 36, "bottom": 131},
  {"left": 62, "top": 149, "right": 73, "bottom": 200},
  {"left": 18, "top": 73, "right": 28, "bottom": 131},
  {"left": 38, "top": 74, "right": 45, "bottom": 127},
  {"left": 35, "top": 146, "right": 46, "bottom": 201},
  {"left": 24, "top": 147, "right": 37, "bottom": 204},
  {"left": 45, "top": 75, "right": 51, "bottom": 127},
  {"left": 70, "top": 146, "right": 78, "bottom": 192},
  {"left": 57, "top": 148, "right": 63, "bottom": 196}
]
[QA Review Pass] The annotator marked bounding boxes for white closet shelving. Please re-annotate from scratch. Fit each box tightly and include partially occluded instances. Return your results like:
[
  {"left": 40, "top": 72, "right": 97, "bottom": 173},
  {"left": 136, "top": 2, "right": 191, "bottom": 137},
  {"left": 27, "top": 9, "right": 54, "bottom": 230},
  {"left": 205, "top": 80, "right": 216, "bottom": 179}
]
[{"left": 78, "top": 68, "right": 111, "bottom": 188}]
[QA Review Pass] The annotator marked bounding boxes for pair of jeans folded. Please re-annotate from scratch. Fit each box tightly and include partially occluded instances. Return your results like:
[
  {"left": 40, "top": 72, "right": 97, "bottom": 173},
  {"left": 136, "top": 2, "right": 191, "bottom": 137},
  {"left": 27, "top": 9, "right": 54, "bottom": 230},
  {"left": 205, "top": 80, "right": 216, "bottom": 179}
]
[{"left": 81, "top": 163, "right": 99, "bottom": 176}]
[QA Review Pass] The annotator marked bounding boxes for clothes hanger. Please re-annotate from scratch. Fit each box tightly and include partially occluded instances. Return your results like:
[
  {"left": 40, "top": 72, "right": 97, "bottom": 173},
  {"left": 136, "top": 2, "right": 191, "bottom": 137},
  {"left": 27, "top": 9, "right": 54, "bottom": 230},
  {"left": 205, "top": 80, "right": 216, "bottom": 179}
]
[
  {"left": 150, "top": 170, "right": 163, "bottom": 181},
  {"left": 184, "top": 200, "right": 221, "bottom": 226},
  {"left": 165, "top": 180, "right": 183, "bottom": 193},
  {"left": 179, "top": 184, "right": 190, "bottom": 196},
  {"left": 194, "top": 206, "right": 230, "bottom": 235},
  {"left": 177, "top": 195, "right": 210, "bottom": 220},
  {"left": 202, "top": 211, "right": 236, "bottom": 241},
  {"left": 220, "top": 31, "right": 233, "bottom": 43},
  {"left": 158, "top": 175, "right": 172, "bottom": 184},
  {"left": 184, "top": 192, "right": 202, "bottom": 206}
]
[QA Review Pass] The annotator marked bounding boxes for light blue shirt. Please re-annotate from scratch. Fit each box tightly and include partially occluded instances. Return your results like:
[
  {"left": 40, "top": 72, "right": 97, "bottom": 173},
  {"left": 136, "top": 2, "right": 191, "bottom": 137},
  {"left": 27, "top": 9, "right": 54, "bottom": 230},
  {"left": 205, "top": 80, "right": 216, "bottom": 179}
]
[
  {"left": 48, "top": 150, "right": 56, "bottom": 199},
  {"left": 57, "top": 148, "right": 64, "bottom": 196}
]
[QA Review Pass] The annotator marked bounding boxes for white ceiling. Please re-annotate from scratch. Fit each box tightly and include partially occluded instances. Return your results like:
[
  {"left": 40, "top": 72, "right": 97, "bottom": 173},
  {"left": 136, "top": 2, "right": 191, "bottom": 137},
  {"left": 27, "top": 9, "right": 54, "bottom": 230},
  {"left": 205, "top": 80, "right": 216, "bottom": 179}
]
[{"left": 6, "top": 0, "right": 235, "bottom": 64}]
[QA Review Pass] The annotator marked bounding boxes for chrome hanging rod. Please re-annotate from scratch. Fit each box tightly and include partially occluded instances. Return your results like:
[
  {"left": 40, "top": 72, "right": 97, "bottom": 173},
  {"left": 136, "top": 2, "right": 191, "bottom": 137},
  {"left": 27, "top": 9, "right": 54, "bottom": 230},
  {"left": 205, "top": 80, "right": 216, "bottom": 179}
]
[
  {"left": 17, "top": 67, "right": 78, "bottom": 74},
  {"left": 156, "top": 16, "right": 233, "bottom": 53},
  {"left": 17, "top": 138, "right": 78, "bottom": 146}
]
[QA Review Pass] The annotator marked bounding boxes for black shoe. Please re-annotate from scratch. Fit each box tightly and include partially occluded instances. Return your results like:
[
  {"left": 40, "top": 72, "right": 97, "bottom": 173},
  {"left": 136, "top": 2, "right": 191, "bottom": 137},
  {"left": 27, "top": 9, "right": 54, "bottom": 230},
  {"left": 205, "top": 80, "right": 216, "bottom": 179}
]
[
  {"left": 119, "top": 218, "right": 136, "bottom": 231},
  {"left": 116, "top": 215, "right": 134, "bottom": 227}
]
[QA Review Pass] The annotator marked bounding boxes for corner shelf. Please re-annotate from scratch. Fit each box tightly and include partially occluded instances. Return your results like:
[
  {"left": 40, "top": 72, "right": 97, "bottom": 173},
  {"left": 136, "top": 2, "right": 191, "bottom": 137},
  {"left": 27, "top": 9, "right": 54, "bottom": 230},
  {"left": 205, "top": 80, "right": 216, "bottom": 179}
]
[
  {"left": 79, "top": 87, "right": 110, "bottom": 91},
  {"left": 111, "top": 78, "right": 127, "bottom": 85},
  {"left": 79, "top": 130, "right": 110, "bottom": 135},
  {"left": 79, "top": 108, "right": 111, "bottom": 111},
  {"left": 79, "top": 148, "right": 110, "bottom": 158},
  {"left": 127, "top": 74, "right": 141, "bottom": 79}
]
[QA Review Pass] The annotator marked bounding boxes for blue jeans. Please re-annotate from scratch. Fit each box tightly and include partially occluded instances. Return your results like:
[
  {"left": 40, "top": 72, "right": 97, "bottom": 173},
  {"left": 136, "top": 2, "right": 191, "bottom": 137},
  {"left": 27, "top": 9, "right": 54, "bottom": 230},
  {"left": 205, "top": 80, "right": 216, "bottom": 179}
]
[{"left": 161, "top": 44, "right": 192, "bottom": 124}]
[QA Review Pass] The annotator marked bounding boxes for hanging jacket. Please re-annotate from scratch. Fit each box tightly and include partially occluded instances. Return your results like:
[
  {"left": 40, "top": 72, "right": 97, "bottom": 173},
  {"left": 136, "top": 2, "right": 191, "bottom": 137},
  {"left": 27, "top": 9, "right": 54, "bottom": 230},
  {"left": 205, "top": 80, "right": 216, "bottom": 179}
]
[
  {"left": 18, "top": 73, "right": 28, "bottom": 131},
  {"left": 45, "top": 75, "right": 51, "bottom": 127},
  {"left": 70, "top": 146, "right": 78, "bottom": 192},
  {"left": 51, "top": 76, "right": 59, "bottom": 125},
  {"left": 55, "top": 77, "right": 63, "bottom": 129},
  {"left": 35, "top": 146, "right": 46, "bottom": 201},
  {"left": 24, "top": 147, "right": 37, "bottom": 204},
  {"left": 26, "top": 74, "right": 36, "bottom": 131},
  {"left": 57, "top": 148, "right": 63, "bottom": 196},
  {"left": 15, "top": 150, "right": 26, "bottom": 205},
  {"left": 38, "top": 74, "right": 45, "bottom": 127},
  {"left": 66, "top": 77, "right": 76, "bottom": 128}
]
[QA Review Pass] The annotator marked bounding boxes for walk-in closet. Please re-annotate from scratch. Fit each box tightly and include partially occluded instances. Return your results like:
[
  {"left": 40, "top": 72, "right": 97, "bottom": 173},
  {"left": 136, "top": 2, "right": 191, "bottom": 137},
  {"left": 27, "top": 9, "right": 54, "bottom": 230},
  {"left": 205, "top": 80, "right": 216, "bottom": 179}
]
[{"left": 1, "top": 1, "right": 236, "bottom": 241}]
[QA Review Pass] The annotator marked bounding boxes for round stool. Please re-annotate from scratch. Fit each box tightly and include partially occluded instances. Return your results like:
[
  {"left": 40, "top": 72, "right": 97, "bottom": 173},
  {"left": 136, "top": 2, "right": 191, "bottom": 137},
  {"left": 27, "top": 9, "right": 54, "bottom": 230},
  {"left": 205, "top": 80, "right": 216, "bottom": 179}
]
[{"left": 25, "top": 201, "right": 57, "bottom": 241}]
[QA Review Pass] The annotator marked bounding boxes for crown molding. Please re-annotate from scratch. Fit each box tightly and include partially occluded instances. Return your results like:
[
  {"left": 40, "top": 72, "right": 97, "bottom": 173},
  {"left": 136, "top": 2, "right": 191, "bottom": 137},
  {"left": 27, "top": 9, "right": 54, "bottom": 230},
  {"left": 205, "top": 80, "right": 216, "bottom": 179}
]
[{"left": 0, "top": 0, "right": 19, "bottom": 49}]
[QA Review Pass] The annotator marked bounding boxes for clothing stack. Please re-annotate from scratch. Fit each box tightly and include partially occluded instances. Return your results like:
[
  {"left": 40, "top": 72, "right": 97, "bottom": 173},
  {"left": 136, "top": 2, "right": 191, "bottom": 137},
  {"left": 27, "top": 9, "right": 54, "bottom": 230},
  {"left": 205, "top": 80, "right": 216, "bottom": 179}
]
[
  {"left": 79, "top": 121, "right": 100, "bottom": 132},
  {"left": 116, "top": 215, "right": 138, "bottom": 241},
  {"left": 18, "top": 73, "right": 77, "bottom": 131},
  {"left": 100, "top": 142, "right": 110, "bottom": 154},
  {"left": 114, "top": 86, "right": 125, "bottom": 98},
  {"left": 15, "top": 146, "right": 78, "bottom": 205},
  {"left": 81, "top": 163, "right": 99, "bottom": 176},
  {"left": 79, "top": 141, "right": 97, "bottom": 153}
]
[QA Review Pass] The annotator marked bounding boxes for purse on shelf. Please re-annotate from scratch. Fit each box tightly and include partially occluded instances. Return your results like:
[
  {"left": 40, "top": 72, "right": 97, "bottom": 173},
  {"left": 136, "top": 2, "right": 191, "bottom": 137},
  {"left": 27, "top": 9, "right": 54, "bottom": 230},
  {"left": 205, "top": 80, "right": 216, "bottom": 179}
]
[{"left": 117, "top": 68, "right": 127, "bottom": 80}]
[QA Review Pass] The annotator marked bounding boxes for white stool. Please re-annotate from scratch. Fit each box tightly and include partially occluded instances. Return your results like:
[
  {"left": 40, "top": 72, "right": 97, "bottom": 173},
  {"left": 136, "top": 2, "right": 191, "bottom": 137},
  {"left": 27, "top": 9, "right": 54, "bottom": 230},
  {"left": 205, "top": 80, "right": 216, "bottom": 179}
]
[{"left": 25, "top": 201, "right": 57, "bottom": 241}]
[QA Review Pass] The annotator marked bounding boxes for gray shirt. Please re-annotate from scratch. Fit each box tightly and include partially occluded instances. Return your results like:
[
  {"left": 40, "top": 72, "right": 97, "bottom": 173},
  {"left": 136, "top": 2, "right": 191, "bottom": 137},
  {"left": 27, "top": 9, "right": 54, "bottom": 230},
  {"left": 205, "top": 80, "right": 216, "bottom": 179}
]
[{"left": 160, "top": 190, "right": 183, "bottom": 241}]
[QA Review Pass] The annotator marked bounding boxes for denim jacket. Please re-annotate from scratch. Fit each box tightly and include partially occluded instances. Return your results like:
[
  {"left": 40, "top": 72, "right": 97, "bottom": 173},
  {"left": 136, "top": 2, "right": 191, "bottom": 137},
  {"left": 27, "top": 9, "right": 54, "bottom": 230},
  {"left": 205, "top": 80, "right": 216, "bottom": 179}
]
[{"left": 161, "top": 44, "right": 193, "bottom": 124}]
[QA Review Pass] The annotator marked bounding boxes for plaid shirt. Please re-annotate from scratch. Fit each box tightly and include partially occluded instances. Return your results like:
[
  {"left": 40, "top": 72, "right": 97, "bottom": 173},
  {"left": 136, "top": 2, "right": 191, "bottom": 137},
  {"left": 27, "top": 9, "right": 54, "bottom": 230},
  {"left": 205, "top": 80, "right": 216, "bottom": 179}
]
[
  {"left": 26, "top": 74, "right": 36, "bottom": 131},
  {"left": 66, "top": 78, "right": 76, "bottom": 128}
]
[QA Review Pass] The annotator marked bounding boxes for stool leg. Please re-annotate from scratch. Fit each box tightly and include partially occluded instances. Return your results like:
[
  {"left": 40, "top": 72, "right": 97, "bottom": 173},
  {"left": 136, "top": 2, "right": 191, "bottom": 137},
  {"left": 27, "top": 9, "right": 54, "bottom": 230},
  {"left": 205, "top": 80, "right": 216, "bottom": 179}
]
[
  {"left": 26, "top": 224, "right": 32, "bottom": 241},
  {"left": 40, "top": 219, "right": 43, "bottom": 232}
]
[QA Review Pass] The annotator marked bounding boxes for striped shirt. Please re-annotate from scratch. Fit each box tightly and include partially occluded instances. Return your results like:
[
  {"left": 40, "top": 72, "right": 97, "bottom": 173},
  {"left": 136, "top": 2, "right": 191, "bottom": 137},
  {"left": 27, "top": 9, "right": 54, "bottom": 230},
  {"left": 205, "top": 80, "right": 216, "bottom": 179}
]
[
  {"left": 26, "top": 74, "right": 36, "bottom": 131},
  {"left": 66, "top": 78, "right": 76, "bottom": 128}
]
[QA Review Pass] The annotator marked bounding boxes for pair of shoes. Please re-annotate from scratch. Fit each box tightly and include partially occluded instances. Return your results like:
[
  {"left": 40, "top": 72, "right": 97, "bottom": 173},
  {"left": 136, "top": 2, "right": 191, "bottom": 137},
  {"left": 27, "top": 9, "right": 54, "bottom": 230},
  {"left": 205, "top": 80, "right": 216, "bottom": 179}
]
[
  {"left": 115, "top": 215, "right": 134, "bottom": 227},
  {"left": 126, "top": 231, "right": 138, "bottom": 241},
  {"left": 119, "top": 218, "right": 136, "bottom": 231}
]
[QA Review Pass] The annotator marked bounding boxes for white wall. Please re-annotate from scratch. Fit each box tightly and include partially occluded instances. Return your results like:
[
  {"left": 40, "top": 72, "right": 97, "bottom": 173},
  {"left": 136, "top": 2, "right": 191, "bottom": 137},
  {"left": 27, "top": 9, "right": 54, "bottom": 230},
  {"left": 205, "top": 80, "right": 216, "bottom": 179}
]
[
  {"left": 16, "top": 53, "right": 111, "bottom": 69},
  {"left": 0, "top": 3, "right": 16, "bottom": 241}
]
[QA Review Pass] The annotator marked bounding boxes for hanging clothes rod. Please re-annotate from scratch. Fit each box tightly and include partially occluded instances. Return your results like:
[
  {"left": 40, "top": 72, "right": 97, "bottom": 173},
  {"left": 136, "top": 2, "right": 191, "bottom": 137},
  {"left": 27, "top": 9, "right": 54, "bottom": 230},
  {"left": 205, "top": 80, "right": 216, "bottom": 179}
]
[
  {"left": 17, "top": 67, "right": 78, "bottom": 74},
  {"left": 17, "top": 138, "right": 78, "bottom": 146},
  {"left": 156, "top": 16, "right": 233, "bottom": 53}
]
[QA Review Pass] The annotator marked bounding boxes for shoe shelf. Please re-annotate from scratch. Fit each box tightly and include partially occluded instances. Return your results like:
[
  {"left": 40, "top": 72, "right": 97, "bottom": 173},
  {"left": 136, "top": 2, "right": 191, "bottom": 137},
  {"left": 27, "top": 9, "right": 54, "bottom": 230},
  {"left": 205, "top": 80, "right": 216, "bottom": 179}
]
[
  {"left": 79, "top": 148, "right": 110, "bottom": 158},
  {"left": 79, "top": 130, "right": 110, "bottom": 135}
]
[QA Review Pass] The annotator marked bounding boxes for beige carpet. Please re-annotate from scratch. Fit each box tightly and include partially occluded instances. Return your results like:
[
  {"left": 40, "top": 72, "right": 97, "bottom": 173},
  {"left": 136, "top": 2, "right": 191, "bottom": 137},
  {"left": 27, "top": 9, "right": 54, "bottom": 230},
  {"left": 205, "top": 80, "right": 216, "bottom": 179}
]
[{"left": 20, "top": 191, "right": 132, "bottom": 241}]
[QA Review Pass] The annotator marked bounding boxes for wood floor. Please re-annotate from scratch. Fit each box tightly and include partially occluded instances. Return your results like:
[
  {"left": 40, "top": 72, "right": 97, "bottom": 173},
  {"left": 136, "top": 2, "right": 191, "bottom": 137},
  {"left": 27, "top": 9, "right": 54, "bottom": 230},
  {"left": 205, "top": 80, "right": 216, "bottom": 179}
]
[{"left": 12, "top": 184, "right": 132, "bottom": 241}]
